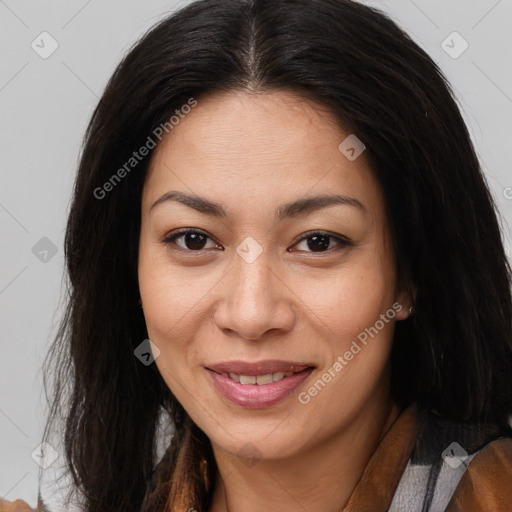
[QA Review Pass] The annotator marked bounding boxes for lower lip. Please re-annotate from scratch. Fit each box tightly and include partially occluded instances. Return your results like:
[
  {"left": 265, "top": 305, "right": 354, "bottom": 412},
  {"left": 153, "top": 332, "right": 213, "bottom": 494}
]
[{"left": 206, "top": 367, "right": 314, "bottom": 409}]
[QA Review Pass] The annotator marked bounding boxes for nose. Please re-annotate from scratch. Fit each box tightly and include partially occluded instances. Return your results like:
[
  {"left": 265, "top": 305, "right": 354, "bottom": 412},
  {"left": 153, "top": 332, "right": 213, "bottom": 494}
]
[{"left": 212, "top": 250, "right": 296, "bottom": 341}]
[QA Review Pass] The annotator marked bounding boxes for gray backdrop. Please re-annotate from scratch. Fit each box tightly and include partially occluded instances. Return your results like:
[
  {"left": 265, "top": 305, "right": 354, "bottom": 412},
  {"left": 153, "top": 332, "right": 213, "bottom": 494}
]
[{"left": 1, "top": 0, "right": 511, "bottom": 508}]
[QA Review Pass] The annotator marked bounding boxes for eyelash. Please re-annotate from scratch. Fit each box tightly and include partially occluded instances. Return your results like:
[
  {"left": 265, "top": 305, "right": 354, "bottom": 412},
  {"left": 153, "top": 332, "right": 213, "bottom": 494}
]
[{"left": 162, "top": 228, "right": 352, "bottom": 254}]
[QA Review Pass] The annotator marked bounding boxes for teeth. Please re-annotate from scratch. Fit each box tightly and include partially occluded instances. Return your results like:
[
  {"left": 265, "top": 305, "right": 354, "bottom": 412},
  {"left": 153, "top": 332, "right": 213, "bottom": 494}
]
[
  {"left": 220, "top": 371, "right": 300, "bottom": 385},
  {"left": 256, "top": 374, "right": 273, "bottom": 385},
  {"left": 239, "top": 375, "right": 257, "bottom": 385}
]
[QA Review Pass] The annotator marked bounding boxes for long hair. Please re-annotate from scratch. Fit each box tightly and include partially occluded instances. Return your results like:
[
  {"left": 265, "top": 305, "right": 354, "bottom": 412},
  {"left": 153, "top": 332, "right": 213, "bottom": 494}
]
[{"left": 41, "top": 0, "right": 512, "bottom": 510}]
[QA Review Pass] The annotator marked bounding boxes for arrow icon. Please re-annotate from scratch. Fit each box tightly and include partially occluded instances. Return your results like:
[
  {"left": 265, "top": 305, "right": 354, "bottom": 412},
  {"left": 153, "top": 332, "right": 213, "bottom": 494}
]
[
  {"left": 31, "top": 442, "right": 59, "bottom": 469},
  {"left": 32, "top": 236, "right": 58, "bottom": 263},
  {"left": 338, "top": 134, "right": 365, "bottom": 161},
  {"left": 236, "top": 237, "right": 263, "bottom": 263},
  {"left": 134, "top": 339, "right": 160, "bottom": 365},
  {"left": 31, "top": 31, "right": 59, "bottom": 59},
  {"left": 237, "top": 442, "right": 262, "bottom": 468},
  {"left": 441, "top": 32, "right": 468, "bottom": 59}
]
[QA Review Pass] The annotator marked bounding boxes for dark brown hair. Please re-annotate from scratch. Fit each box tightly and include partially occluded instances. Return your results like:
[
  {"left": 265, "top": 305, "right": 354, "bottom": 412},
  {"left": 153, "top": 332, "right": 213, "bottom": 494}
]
[{"left": 42, "top": 0, "right": 512, "bottom": 510}]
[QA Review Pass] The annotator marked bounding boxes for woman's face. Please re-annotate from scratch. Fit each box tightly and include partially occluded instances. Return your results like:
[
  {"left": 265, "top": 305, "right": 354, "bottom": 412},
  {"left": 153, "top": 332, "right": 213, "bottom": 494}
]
[{"left": 138, "top": 89, "right": 410, "bottom": 461}]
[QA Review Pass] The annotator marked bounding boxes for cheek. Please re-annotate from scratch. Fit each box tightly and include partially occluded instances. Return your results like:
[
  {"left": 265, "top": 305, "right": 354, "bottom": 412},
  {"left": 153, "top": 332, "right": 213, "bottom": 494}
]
[
  {"left": 297, "top": 249, "right": 397, "bottom": 402},
  {"left": 297, "top": 288, "right": 397, "bottom": 441},
  {"left": 138, "top": 264, "right": 204, "bottom": 404},
  {"left": 137, "top": 249, "right": 222, "bottom": 405},
  {"left": 138, "top": 245, "right": 215, "bottom": 344},
  {"left": 301, "top": 256, "right": 395, "bottom": 340}
]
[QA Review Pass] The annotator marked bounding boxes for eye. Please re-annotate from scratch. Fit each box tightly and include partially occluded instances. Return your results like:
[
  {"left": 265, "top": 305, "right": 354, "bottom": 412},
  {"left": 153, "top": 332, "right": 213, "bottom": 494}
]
[
  {"left": 162, "top": 229, "right": 222, "bottom": 252},
  {"left": 291, "top": 230, "right": 352, "bottom": 253},
  {"left": 162, "top": 228, "right": 352, "bottom": 254}
]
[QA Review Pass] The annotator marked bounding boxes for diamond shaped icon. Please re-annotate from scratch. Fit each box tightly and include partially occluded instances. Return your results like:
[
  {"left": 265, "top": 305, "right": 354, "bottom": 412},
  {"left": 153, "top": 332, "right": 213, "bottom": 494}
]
[
  {"left": 338, "top": 134, "right": 366, "bottom": 161},
  {"left": 236, "top": 442, "right": 262, "bottom": 468},
  {"left": 442, "top": 441, "right": 468, "bottom": 469},
  {"left": 31, "top": 32, "right": 59, "bottom": 59},
  {"left": 441, "top": 31, "right": 469, "bottom": 59},
  {"left": 31, "top": 441, "right": 59, "bottom": 469},
  {"left": 134, "top": 339, "right": 161, "bottom": 365},
  {"left": 236, "top": 237, "right": 263, "bottom": 264},
  {"left": 31, "top": 237, "right": 58, "bottom": 263}
]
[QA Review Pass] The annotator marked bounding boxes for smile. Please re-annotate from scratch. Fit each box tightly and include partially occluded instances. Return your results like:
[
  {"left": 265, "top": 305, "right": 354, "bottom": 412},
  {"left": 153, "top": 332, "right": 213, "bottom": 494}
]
[{"left": 205, "top": 364, "right": 315, "bottom": 408}]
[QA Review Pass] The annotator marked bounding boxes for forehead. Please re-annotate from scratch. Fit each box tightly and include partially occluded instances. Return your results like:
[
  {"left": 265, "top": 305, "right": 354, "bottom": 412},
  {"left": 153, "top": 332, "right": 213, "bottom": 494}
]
[{"left": 142, "top": 89, "right": 384, "bottom": 220}]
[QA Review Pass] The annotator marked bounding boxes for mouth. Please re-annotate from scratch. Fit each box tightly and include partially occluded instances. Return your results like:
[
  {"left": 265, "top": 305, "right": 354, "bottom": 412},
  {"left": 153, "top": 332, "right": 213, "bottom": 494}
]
[{"left": 205, "top": 360, "right": 315, "bottom": 408}]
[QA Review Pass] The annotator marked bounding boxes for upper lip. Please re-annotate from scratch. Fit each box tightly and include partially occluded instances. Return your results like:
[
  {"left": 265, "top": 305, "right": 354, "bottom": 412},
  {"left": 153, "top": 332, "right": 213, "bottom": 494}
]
[{"left": 205, "top": 360, "right": 315, "bottom": 376}]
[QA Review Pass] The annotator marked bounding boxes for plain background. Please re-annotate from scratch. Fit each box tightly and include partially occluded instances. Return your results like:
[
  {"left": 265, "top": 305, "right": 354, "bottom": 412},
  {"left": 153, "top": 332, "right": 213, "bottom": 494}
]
[{"left": 1, "top": 0, "right": 511, "bottom": 508}]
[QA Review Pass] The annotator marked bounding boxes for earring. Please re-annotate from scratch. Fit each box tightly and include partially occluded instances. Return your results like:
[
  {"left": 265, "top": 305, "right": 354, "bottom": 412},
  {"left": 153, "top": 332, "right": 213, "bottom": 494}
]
[{"left": 408, "top": 305, "right": 413, "bottom": 315}]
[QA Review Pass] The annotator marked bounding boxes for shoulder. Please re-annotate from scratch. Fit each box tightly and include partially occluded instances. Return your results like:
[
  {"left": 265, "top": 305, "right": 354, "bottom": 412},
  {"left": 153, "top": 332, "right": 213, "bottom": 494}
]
[
  {"left": 0, "top": 495, "right": 52, "bottom": 512},
  {"left": 389, "top": 406, "right": 512, "bottom": 511},
  {"left": 446, "top": 436, "right": 512, "bottom": 511},
  {"left": 0, "top": 499, "right": 39, "bottom": 511}
]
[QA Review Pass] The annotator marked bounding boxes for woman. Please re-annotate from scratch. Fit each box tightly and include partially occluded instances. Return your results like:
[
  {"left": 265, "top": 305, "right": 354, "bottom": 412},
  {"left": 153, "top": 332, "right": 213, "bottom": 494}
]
[{"left": 3, "top": 0, "right": 512, "bottom": 510}]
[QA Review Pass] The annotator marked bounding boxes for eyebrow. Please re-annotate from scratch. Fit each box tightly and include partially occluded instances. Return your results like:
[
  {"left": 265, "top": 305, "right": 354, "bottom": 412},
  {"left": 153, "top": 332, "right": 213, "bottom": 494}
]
[{"left": 149, "top": 191, "right": 366, "bottom": 221}]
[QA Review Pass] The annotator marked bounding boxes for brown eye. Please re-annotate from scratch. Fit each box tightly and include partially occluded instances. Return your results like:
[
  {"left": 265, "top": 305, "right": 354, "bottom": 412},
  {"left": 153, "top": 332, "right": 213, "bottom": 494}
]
[
  {"left": 292, "top": 231, "right": 352, "bottom": 253},
  {"left": 163, "top": 229, "right": 221, "bottom": 251}
]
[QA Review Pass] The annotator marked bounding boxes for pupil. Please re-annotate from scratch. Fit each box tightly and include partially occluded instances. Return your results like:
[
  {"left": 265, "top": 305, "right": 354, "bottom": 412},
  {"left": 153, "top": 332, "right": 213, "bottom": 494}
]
[
  {"left": 186, "top": 232, "right": 206, "bottom": 250},
  {"left": 307, "top": 235, "right": 330, "bottom": 252}
]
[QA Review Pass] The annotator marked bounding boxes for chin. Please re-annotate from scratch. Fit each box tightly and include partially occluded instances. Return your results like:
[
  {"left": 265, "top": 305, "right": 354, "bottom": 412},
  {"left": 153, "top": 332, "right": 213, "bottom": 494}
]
[{"left": 209, "top": 423, "right": 309, "bottom": 463}]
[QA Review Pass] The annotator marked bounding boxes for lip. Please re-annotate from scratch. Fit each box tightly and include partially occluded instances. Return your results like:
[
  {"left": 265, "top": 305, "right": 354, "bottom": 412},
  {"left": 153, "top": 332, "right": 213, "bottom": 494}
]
[
  {"left": 205, "top": 361, "right": 315, "bottom": 409},
  {"left": 206, "top": 359, "right": 313, "bottom": 376}
]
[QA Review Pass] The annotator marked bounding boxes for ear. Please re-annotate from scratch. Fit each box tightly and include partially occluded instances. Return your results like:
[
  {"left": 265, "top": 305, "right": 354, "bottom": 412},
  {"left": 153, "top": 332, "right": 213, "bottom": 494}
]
[{"left": 394, "top": 282, "right": 417, "bottom": 321}]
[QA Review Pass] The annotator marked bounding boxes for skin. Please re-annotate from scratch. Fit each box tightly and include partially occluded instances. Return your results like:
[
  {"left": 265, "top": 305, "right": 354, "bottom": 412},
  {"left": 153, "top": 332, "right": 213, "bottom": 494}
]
[
  {"left": 138, "top": 89, "right": 413, "bottom": 512},
  {"left": 0, "top": 500, "right": 35, "bottom": 511}
]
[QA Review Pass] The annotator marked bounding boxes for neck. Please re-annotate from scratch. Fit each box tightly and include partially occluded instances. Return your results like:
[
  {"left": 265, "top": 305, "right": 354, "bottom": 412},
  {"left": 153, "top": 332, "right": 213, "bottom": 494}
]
[{"left": 208, "top": 393, "right": 401, "bottom": 512}]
